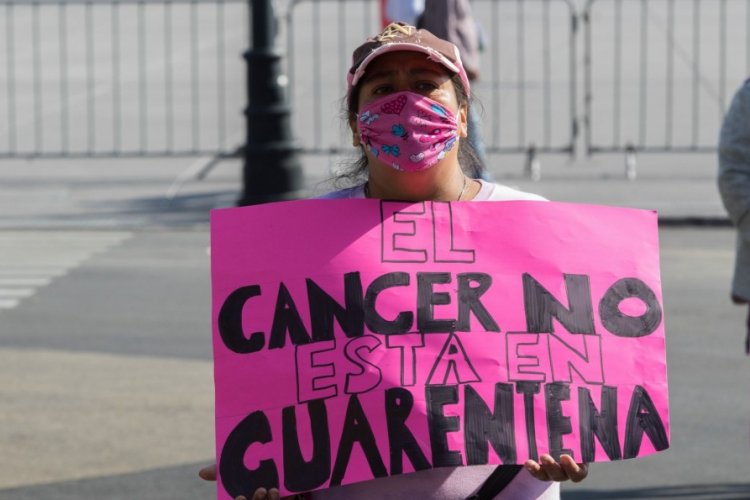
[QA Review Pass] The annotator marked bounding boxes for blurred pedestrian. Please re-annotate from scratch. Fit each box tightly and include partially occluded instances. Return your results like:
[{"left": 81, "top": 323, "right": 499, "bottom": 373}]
[
  {"left": 418, "top": 0, "right": 487, "bottom": 170},
  {"left": 717, "top": 78, "right": 750, "bottom": 355},
  {"left": 386, "top": 0, "right": 425, "bottom": 26}
]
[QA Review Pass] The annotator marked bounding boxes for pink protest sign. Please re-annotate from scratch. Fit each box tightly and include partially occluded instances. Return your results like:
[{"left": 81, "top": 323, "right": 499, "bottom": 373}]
[{"left": 210, "top": 200, "right": 670, "bottom": 498}]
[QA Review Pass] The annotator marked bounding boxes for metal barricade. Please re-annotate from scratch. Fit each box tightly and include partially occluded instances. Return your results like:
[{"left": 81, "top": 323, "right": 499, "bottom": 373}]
[
  {"left": 285, "top": 0, "right": 578, "bottom": 159},
  {"left": 0, "top": 0, "right": 247, "bottom": 159},
  {"left": 8, "top": 0, "right": 744, "bottom": 168},
  {"left": 584, "top": 0, "right": 750, "bottom": 156}
]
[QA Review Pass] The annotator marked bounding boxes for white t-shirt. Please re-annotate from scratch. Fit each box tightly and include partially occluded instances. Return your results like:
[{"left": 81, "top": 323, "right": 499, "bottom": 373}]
[
  {"left": 320, "top": 179, "right": 547, "bottom": 203},
  {"left": 313, "top": 179, "right": 559, "bottom": 500}
]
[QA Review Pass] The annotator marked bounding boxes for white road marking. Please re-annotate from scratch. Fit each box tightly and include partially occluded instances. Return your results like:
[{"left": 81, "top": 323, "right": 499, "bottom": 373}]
[
  {"left": 0, "top": 231, "right": 132, "bottom": 311},
  {"left": 0, "top": 277, "right": 52, "bottom": 286},
  {"left": 0, "top": 268, "right": 67, "bottom": 276},
  {"left": 0, "top": 299, "right": 20, "bottom": 309},
  {"left": 0, "top": 288, "right": 35, "bottom": 298}
]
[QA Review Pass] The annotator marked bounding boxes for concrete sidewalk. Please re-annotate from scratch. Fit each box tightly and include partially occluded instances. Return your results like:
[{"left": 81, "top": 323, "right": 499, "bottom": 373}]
[
  {"left": 501, "top": 152, "right": 729, "bottom": 225},
  {"left": 0, "top": 150, "right": 729, "bottom": 229}
]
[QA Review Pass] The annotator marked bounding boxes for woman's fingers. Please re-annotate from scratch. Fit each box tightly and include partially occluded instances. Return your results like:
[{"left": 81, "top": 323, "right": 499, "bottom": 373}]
[
  {"left": 249, "top": 487, "right": 281, "bottom": 500},
  {"left": 525, "top": 454, "right": 589, "bottom": 483},
  {"left": 198, "top": 464, "right": 217, "bottom": 482},
  {"left": 538, "top": 454, "right": 568, "bottom": 481},
  {"left": 524, "top": 459, "right": 550, "bottom": 481},
  {"left": 251, "top": 488, "right": 268, "bottom": 500},
  {"left": 200, "top": 466, "right": 283, "bottom": 500},
  {"left": 200, "top": 470, "right": 282, "bottom": 500},
  {"left": 560, "top": 454, "right": 589, "bottom": 483}
]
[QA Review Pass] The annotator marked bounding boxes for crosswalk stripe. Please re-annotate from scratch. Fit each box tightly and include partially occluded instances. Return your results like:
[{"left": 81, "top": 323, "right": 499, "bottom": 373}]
[
  {"left": 0, "top": 288, "right": 35, "bottom": 298},
  {"left": 0, "top": 268, "right": 68, "bottom": 276},
  {"left": 0, "top": 277, "right": 52, "bottom": 286},
  {"left": 0, "top": 231, "right": 132, "bottom": 312}
]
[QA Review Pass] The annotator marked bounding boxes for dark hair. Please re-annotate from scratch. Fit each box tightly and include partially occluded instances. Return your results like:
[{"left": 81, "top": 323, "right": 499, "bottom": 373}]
[{"left": 336, "top": 73, "right": 484, "bottom": 185}]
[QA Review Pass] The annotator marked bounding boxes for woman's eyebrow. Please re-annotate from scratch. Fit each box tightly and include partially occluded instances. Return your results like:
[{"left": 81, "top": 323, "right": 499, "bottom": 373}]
[
  {"left": 409, "top": 67, "right": 445, "bottom": 77},
  {"left": 362, "top": 70, "right": 397, "bottom": 83},
  {"left": 363, "top": 67, "right": 447, "bottom": 83}
]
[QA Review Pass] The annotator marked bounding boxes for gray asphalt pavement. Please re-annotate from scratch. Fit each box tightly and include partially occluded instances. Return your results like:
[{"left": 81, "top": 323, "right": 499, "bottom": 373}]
[{"left": 0, "top": 151, "right": 748, "bottom": 499}]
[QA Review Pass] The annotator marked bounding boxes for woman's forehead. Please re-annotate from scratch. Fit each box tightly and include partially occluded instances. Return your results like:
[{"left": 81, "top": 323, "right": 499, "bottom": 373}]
[{"left": 363, "top": 51, "right": 450, "bottom": 77}]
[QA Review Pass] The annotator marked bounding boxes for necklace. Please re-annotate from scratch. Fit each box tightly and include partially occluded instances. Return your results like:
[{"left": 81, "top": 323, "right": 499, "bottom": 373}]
[
  {"left": 364, "top": 175, "right": 470, "bottom": 201},
  {"left": 457, "top": 175, "right": 468, "bottom": 201}
]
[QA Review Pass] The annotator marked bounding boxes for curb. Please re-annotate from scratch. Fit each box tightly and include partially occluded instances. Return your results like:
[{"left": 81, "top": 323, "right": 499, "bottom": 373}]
[{"left": 658, "top": 216, "right": 732, "bottom": 227}]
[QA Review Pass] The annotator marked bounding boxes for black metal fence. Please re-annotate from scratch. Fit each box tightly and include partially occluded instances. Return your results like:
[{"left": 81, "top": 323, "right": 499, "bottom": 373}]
[
  {"left": 0, "top": 0, "right": 246, "bottom": 159},
  {"left": 2, "top": 0, "right": 750, "bottom": 161},
  {"left": 584, "top": 0, "right": 750, "bottom": 155}
]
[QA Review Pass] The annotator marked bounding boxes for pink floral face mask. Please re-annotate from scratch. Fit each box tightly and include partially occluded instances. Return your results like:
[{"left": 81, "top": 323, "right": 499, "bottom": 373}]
[{"left": 356, "top": 91, "right": 459, "bottom": 172}]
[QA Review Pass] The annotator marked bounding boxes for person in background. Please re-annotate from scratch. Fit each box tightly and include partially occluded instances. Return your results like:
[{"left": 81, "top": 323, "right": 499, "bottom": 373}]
[
  {"left": 718, "top": 78, "right": 750, "bottom": 355},
  {"left": 201, "top": 22, "right": 588, "bottom": 499},
  {"left": 418, "top": 0, "right": 487, "bottom": 170},
  {"left": 386, "top": 0, "right": 425, "bottom": 27}
]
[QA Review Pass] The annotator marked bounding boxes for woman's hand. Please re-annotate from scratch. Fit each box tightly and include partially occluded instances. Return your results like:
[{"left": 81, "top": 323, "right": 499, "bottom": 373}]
[
  {"left": 238, "top": 488, "right": 283, "bottom": 500},
  {"left": 198, "top": 464, "right": 217, "bottom": 481},
  {"left": 198, "top": 464, "right": 287, "bottom": 500},
  {"left": 524, "top": 454, "right": 589, "bottom": 483}
]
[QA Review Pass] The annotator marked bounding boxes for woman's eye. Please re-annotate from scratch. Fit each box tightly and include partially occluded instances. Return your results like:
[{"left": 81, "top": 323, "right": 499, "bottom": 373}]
[
  {"left": 372, "top": 85, "right": 393, "bottom": 95},
  {"left": 416, "top": 81, "right": 438, "bottom": 92}
]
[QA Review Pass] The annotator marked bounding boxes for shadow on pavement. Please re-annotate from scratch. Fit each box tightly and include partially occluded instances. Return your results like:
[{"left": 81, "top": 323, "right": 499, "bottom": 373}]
[
  {"left": 0, "top": 462, "right": 215, "bottom": 500},
  {"left": 84, "top": 191, "right": 238, "bottom": 220},
  {"left": 563, "top": 483, "right": 750, "bottom": 499},
  {"left": 32, "top": 191, "right": 240, "bottom": 229}
]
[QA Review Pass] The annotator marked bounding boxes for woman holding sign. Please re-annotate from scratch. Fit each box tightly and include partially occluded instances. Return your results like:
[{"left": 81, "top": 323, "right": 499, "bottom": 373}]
[{"left": 202, "top": 22, "right": 588, "bottom": 500}]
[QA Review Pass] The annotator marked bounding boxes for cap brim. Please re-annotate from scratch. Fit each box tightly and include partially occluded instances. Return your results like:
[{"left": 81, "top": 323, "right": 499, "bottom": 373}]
[{"left": 347, "top": 42, "right": 471, "bottom": 97}]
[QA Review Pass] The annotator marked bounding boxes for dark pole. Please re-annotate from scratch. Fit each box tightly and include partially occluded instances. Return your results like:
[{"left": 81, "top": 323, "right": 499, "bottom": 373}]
[{"left": 238, "top": 0, "right": 302, "bottom": 206}]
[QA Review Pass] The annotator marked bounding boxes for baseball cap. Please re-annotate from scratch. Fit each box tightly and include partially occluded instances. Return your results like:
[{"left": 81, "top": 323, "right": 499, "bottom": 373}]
[{"left": 347, "top": 22, "right": 472, "bottom": 98}]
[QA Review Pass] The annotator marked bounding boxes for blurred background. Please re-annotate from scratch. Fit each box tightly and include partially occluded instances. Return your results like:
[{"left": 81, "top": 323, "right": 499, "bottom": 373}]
[{"left": 0, "top": 0, "right": 748, "bottom": 498}]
